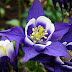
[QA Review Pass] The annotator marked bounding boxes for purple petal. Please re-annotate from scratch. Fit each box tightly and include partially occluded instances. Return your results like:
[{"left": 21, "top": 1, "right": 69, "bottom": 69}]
[
  {"left": 24, "top": 36, "right": 34, "bottom": 46},
  {"left": 15, "top": 41, "right": 19, "bottom": 55},
  {"left": 0, "top": 26, "right": 24, "bottom": 44},
  {"left": 32, "top": 54, "right": 55, "bottom": 63},
  {"left": 0, "top": 36, "right": 10, "bottom": 41},
  {"left": 43, "top": 41, "right": 70, "bottom": 58},
  {"left": 51, "top": 22, "right": 70, "bottom": 40},
  {"left": 20, "top": 46, "right": 39, "bottom": 62},
  {"left": 34, "top": 44, "right": 46, "bottom": 52},
  {"left": 60, "top": 27, "right": 72, "bottom": 43},
  {"left": 68, "top": 17, "right": 72, "bottom": 24},
  {"left": 54, "top": 64, "right": 72, "bottom": 72},
  {"left": 0, "top": 27, "right": 24, "bottom": 55},
  {"left": 44, "top": 64, "right": 54, "bottom": 72},
  {"left": 9, "top": 51, "right": 17, "bottom": 71},
  {"left": 0, "top": 56, "right": 10, "bottom": 70},
  {"left": 26, "top": 18, "right": 35, "bottom": 36},
  {"left": 26, "top": 0, "right": 44, "bottom": 23},
  {"left": 64, "top": 61, "right": 72, "bottom": 66},
  {"left": 67, "top": 45, "right": 72, "bottom": 51}
]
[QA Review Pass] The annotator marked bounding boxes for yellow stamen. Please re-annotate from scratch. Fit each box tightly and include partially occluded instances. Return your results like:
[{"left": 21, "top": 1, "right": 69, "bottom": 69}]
[
  {"left": 30, "top": 25, "right": 48, "bottom": 43},
  {"left": 0, "top": 46, "right": 7, "bottom": 55},
  {"left": 61, "top": 50, "right": 72, "bottom": 61}
]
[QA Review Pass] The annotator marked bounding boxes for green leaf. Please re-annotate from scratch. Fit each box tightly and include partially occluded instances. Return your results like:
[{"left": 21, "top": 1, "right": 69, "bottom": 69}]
[
  {"left": 6, "top": 19, "right": 20, "bottom": 26},
  {"left": 0, "top": 8, "right": 5, "bottom": 18}
]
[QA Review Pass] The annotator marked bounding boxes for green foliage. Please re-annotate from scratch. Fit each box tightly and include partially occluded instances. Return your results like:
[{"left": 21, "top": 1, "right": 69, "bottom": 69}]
[
  {"left": 6, "top": 19, "right": 20, "bottom": 26},
  {"left": 0, "top": 8, "right": 5, "bottom": 18},
  {"left": 18, "top": 58, "right": 47, "bottom": 72}
]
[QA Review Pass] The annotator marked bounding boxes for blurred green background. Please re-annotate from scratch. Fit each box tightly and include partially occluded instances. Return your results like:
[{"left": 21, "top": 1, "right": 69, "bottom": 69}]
[{"left": 0, "top": 0, "right": 63, "bottom": 72}]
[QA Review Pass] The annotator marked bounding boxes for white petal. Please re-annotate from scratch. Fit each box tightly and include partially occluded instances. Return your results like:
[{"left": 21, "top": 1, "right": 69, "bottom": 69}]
[
  {"left": 67, "top": 42, "right": 72, "bottom": 46},
  {"left": 46, "top": 41, "right": 52, "bottom": 46},
  {"left": 37, "top": 16, "right": 51, "bottom": 24},
  {"left": 0, "top": 40, "right": 14, "bottom": 58},
  {"left": 56, "top": 57, "right": 64, "bottom": 64},
  {"left": 25, "top": 37, "right": 34, "bottom": 46},
  {"left": 37, "top": 16, "right": 55, "bottom": 40},
  {"left": 35, "top": 41, "right": 52, "bottom": 49},
  {"left": 62, "top": 42, "right": 67, "bottom": 46},
  {"left": 35, "top": 44, "right": 46, "bottom": 49},
  {"left": 25, "top": 18, "right": 36, "bottom": 36},
  {"left": 63, "top": 65, "right": 72, "bottom": 69},
  {"left": 5, "top": 42, "right": 14, "bottom": 57}
]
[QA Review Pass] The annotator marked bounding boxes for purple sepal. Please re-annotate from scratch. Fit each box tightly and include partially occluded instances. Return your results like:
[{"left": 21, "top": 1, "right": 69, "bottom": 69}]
[
  {"left": 54, "top": 64, "right": 72, "bottom": 72},
  {"left": 0, "top": 26, "right": 24, "bottom": 44},
  {"left": 60, "top": 26, "right": 72, "bottom": 43},
  {"left": 67, "top": 45, "right": 72, "bottom": 51},
  {"left": 26, "top": 0, "right": 44, "bottom": 23},
  {"left": 51, "top": 22, "right": 70, "bottom": 40},
  {"left": 64, "top": 61, "right": 72, "bottom": 66},
  {"left": 21, "top": 46, "right": 39, "bottom": 62},
  {"left": 0, "top": 26, "right": 24, "bottom": 55},
  {"left": 44, "top": 64, "right": 54, "bottom": 72},
  {"left": 15, "top": 41, "right": 20, "bottom": 55},
  {"left": 0, "top": 36, "right": 10, "bottom": 41},
  {"left": 9, "top": 51, "right": 18, "bottom": 71},
  {"left": 32, "top": 54, "right": 55, "bottom": 63},
  {"left": 0, "top": 56, "right": 10, "bottom": 71},
  {"left": 68, "top": 17, "right": 72, "bottom": 24},
  {"left": 43, "top": 41, "right": 70, "bottom": 58},
  {"left": 34, "top": 44, "right": 45, "bottom": 52}
]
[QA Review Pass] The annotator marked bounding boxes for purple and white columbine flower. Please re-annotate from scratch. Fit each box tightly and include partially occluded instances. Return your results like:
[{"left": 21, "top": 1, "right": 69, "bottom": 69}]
[
  {"left": 0, "top": 39, "right": 17, "bottom": 71},
  {"left": 24, "top": 16, "right": 54, "bottom": 51},
  {"left": 20, "top": 0, "right": 71, "bottom": 62},
  {"left": 0, "top": 0, "right": 71, "bottom": 63}
]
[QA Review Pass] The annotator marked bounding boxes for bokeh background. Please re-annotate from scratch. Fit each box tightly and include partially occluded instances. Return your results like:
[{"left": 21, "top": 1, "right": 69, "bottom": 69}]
[{"left": 0, "top": 0, "right": 66, "bottom": 72}]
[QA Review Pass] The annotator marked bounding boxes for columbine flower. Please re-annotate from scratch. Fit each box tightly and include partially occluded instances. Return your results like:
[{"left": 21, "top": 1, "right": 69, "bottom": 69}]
[
  {"left": 21, "top": 0, "right": 71, "bottom": 62},
  {"left": 0, "top": 39, "right": 17, "bottom": 71},
  {"left": 0, "top": 0, "right": 71, "bottom": 63},
  {"left": 54, "top": 20, "right": 72, "bottom": 72}
]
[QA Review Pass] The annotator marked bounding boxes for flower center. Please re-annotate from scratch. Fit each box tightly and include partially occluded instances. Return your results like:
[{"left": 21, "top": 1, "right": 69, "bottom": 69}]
[
  {"left": 0, "top": 46, "right": 7, "bottom": 55},
  {"left": 61, "top": 50, "right": 72, "bottom": 61},
  {"left": 30, "top": 25, "right": 48, "bottom": 43}
]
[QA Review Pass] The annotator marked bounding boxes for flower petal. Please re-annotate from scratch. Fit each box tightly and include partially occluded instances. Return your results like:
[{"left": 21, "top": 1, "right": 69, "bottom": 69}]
[
  {"left": 0, "top": 27, "right": 24, "bottom": 55},
  {"left": 15, "top": 41, "right": 19, "bottom": 55},
  {"left": 60, "top": 27, "right": 72, "bottom": 43},
  {"left": 32, "top": 54, "right": 55, "bottom": 63},
  {"left": 26, "top": 0, "right": 44, "bottom": 23},
  {"left": 54, "top": 64, "right": 72, "bottom": 72},
  {"left": 25, "top": 18, "right": 36, "bottom": 36},
  {"left": 0, "top": 56, "right": 10, "bottom": 71},
  {"left": 68, "top": 17, "right": 72, "bottom": 24},
  {"left": 34, "top": 44, "right": 46, "bottom": 52},
  {"left": 24, "top": 36, "right": 34, "bottom": 46},
  {"left": 51, "top": 22, "right": 70, "bottom": 40},
  {"left": 43, "top": 41, "right": 70, "bottom": 58},
  {"left": 20, "top": 46, "right": 39, "bottom": 62},
  {"left": 0, "top": 26, "right": 24, "bottom": 44},
  {"left": 4, "top": 40, "right": 17, "bottom": 71},
  {"left": 34, "top": 41, "right": 52, "bottom": 52},
  {"left": 36, "top": 16, "right": 55, "bottom": 40},
  {"left": 64, "top": 61, "right": 72, "bottom": 67}
]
